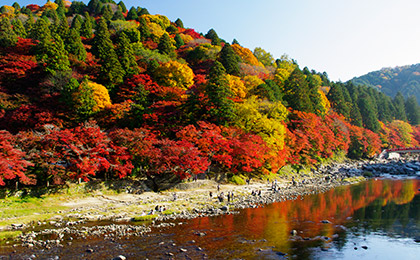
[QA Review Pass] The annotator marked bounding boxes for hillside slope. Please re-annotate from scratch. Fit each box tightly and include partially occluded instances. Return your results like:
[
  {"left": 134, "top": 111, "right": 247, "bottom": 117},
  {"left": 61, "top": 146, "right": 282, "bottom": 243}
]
[{"left": 351, "top": 64, "right": 420, "bottom": 103}]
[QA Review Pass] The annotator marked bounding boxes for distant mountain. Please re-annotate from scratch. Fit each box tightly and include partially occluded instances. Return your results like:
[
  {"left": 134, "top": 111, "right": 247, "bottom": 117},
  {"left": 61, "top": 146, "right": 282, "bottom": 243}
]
[{"left": 351, "top": 64, "right": 420, "bottom": 103}]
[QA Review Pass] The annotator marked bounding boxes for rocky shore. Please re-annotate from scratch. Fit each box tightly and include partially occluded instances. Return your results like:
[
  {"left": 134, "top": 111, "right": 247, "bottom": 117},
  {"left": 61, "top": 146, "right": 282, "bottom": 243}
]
[{"left": 2, "top": 154, "right": 419, "bottom": 256}]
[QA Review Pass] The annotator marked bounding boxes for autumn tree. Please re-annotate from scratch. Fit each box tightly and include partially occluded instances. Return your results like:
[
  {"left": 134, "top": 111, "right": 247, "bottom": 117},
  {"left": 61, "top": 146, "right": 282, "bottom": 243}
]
[
  {"left": 253, "top": 47, "right": 275, "bottom": 67},
  {"left": 0, "top": 130, "right": 34, "bottom": 186},
  {"left": 154, "top": 60, "right": 194, "bottom": 90}
]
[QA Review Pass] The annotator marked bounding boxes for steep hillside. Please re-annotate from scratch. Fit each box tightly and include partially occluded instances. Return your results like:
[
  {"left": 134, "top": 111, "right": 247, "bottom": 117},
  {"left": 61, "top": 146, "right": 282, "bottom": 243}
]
[{"left": 351, "top": 64, "right": 420, "bottom": 103}]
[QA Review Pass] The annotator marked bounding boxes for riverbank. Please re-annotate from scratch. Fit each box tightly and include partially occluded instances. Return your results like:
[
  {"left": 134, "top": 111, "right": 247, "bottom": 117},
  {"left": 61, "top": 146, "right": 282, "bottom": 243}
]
[{"left": 1, "top": 155, "right": 418, "bottom": 253}]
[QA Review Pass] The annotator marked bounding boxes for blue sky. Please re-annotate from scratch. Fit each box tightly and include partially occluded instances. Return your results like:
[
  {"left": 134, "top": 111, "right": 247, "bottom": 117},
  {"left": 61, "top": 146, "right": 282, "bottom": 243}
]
[{"left": 4, "top": 0, "right": 420, "bottom": 81}]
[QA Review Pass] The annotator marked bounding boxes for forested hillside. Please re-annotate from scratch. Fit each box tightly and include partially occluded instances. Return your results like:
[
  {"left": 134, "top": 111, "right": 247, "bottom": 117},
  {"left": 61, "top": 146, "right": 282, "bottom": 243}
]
[
  {"left": 0, "top": 0, "right": 419, "bottom": 189},
  {"left": 351, "top": 64, "right": 420, "bottom": 104}
]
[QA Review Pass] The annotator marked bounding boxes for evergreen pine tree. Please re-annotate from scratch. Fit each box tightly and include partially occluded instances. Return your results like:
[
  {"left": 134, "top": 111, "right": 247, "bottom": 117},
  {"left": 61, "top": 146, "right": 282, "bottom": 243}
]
[
  {"left": 205, "top": 28, "right": 221, "bottom": 46},
  {"left": 327, "top": 83, "right": 351, "bottom": 118},
  {"left": 393, "top": 92, "right": 408, "bottom": 121},
  {"left": 175, "top": 18, "right": 184, "bottom": 28},
  {"left": 29, "top": 18, "right": 51, "bottom": 42},
  {"left": 66, "top": 28, "right": 87, "bottom": 61},
  {"left": 0, "top": 17, "right": 18, "bottom": 48},
  {"left": 157, "top": 33, "right": 176, "bottom": 57},
  {"left": 11, "top": 19, "right": 26, "bottom": 38},
  {"left": 80, "top": 12, "right": 93, "bottom": 38},
  {"left": 283, "top": 67, "right": 313, "bottom": 113},
  {"left": 358, "top": 94, "right": 380, "bottom": 132},
  {"left": 350, "top": 102, "right": 363, "bottom": 127},
  {"left": 24, "top": 14, "right": 35, "bottom": 34},
  {"left": 52, "top": 17, "right": 70, "bottom": 42},
  {"left": 116, "top": 32, "right": 139, "bottom": 76},
  {"left": 44, "top": 34, "right": 71, "bottom": 75},
  {"left": 174, "top": 33, "right": 184, "bottom": 48},
  {"left": 205, "top": 61, "right": 235, "bottom": 125},
  {"left": 101, "top": 5, "right": 113, "bottom": 21},
  {"left": 138, "top": 16, "right": 151, "bottom": 41},
  {"left": 91, "top": 17, "right": 124, "bottom": 88},
  {"left": 71, "top": 14, "right": 83, "bottom": 31},
  {"left": 117, "top": 1, "right": 127, "bottom": 13},
  {"left": 112, "top": 6, "right": 125, "bottom": 21},
  {"left": 218, "top": 43, "right": 240, "bottom": 75},
  {"left": 405, "top": 95, "right": 420, "bottom": 125},
  {"left": 232, "top": 39, "right": 240, "bottom": 45},
  {"left": 126, "top": 7, "right": 138, "bottom": 20}
]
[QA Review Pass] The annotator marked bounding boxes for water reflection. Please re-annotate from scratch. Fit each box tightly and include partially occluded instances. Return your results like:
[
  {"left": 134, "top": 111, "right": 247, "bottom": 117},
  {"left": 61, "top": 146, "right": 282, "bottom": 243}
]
[{"left": 167, "top": 178, "right": 420, "bottom": 259}]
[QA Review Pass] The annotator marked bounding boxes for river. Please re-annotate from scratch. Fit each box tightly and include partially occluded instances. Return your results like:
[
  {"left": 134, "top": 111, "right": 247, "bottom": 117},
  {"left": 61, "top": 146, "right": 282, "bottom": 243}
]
[{"left": 2, "top": 177, "right": 420, "bottom": 259}]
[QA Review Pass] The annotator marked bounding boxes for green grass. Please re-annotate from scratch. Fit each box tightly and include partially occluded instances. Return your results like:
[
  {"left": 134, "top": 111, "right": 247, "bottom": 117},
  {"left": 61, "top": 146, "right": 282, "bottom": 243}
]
[
  {"left": 131, "top": 214, "right": 158, "bottom": 222},
  {"left": 0, "top": 230, "right": 22, "bottom": 242},
  {"left": 229, "top": 174, "right": 246, "bottom": 185}
]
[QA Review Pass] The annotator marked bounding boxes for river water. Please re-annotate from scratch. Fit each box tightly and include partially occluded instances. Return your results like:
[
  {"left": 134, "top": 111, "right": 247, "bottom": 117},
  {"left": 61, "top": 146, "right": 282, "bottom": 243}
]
[{"left": 2, "top": 178, "right": 420, "bottom": 259}]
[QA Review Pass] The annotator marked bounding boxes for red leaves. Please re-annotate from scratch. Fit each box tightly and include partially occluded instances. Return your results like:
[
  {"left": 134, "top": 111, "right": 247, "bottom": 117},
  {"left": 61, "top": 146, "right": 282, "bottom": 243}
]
[{"left": 0, "top": 130, "right": 34, "bottom": 186}]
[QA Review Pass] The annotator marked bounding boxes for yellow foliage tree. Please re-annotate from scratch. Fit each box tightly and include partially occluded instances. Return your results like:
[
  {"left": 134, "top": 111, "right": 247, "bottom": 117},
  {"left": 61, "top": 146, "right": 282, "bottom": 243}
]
[
  {"left": 142, "top": 14, "right": 171, "bottom": 40},
  {"left": 318, "top": 89, "right": 331, "bottom": 115},
  {"left": 88, "top": 82, "right": 112, "bottom": 112},
  {"left": 234, "top": 96, "right": 288, "bottom": 150},
  {"left": 273, "top": 55, "right": 296, "bottom": 87},
  {"left": 226, "top": 75, "right": 246, "bottom": 99},
  {"left": 0, "top": 6, "right": 15, "bottom": 18},
  {"left": 179, "top": 33, "right": 193, "bottom": 44},
  {"left": 243, "top": 75, "right": 264, "bottom": 93},
  {"left": 232, "top": 44, "right": 262, "bottom": 67},
  {"left": 154, "top": 60, "right": 194, "bottom": 90},
  {"left": 42, "top": 1, "right": 58, "bottom": 11}
]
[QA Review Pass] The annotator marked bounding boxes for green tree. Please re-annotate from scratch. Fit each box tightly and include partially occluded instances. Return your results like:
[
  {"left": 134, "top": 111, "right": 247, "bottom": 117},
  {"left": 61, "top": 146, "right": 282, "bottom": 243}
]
[
  {"left": 52, "top": 17, "right": 70, "bottom": 41},
  {"left": 69, "top": 1, "right": 87, "bottom": 15},
  {"left": 91, "top": 17, "right": 124, "bottom": 88},
  {"left": 358, "top": 94, "right": 380, "bottom": 132},
  {"left": 126, "top": 7, "right": 138, "bottom": 20},
  {"left": 66, "top": 28, "right": 87, "bottom": 61},
  {"left": 117, "top": 1, "right": 127, "bottom": 13},
  {"left": 74, "top": 78, "right": 97, "bottom": 120},
  {"left": 205, "top": 28, "right": 221, "bottom": 46},
  {"left": 393, "top": 92, "right": 408, "bottom": 121},
  {"left": 112, "top": 5, "right": 125, "bottom": 21},
  {"left": 101, "top": 4, "right": 113, "bottom": 21},
  {"left": 283, "top": 67, "right": 313, "bottom": 112},
  {"left": 43, "top": 34, "right": 71, "bottom": 75},
  {"left": 24, "top": 14, "right": 35, "bottom": 34},
  {"left": 232, "top": 39, "right": 239, "bottom": 45},
  {"left": 71, "top": 14, "right": 83, "bottom": 31},
  {"left": 11, "top": 18, "right": 26, "bottom": 38},
  {"left": 138, "top": 16, "right": 151, "bottom": 41},
  {"left": 116, "top": 32, "right": 139, "bottom": 76},
  {"left": 174, "top": 33, "right": 184, "bottom": 48},
  {"left": 253, "top": 47, "right": 275, "bottom": 67},
  {"left": 205, "top": 61, "right": 235, "bottom": 125},
  {"left": 350, "top": 102, "right": 363, "bottom": 127},
  {"left": 80, "top": 12, "right": 93, "bottom": 38},
  {"left": 157, "top": 33, "right": 176, "bottom": 57},
  {"left": 29, "top": 17, "right": 51, "bottom": 42},
  {"left": 327, "top": 83, "right": 351, "bottom": 118},
  {"left": 175, "top": 18, "right": 184, "bottom": 28},
  {"left": 405, "top": 95, "right": 420, "bottom": 125},
  {"left": 218, "top": 43, "right": 240, "bottom": 76},
  {"left": 0, "top": 17, "right": 18, "bottom": 48}
]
